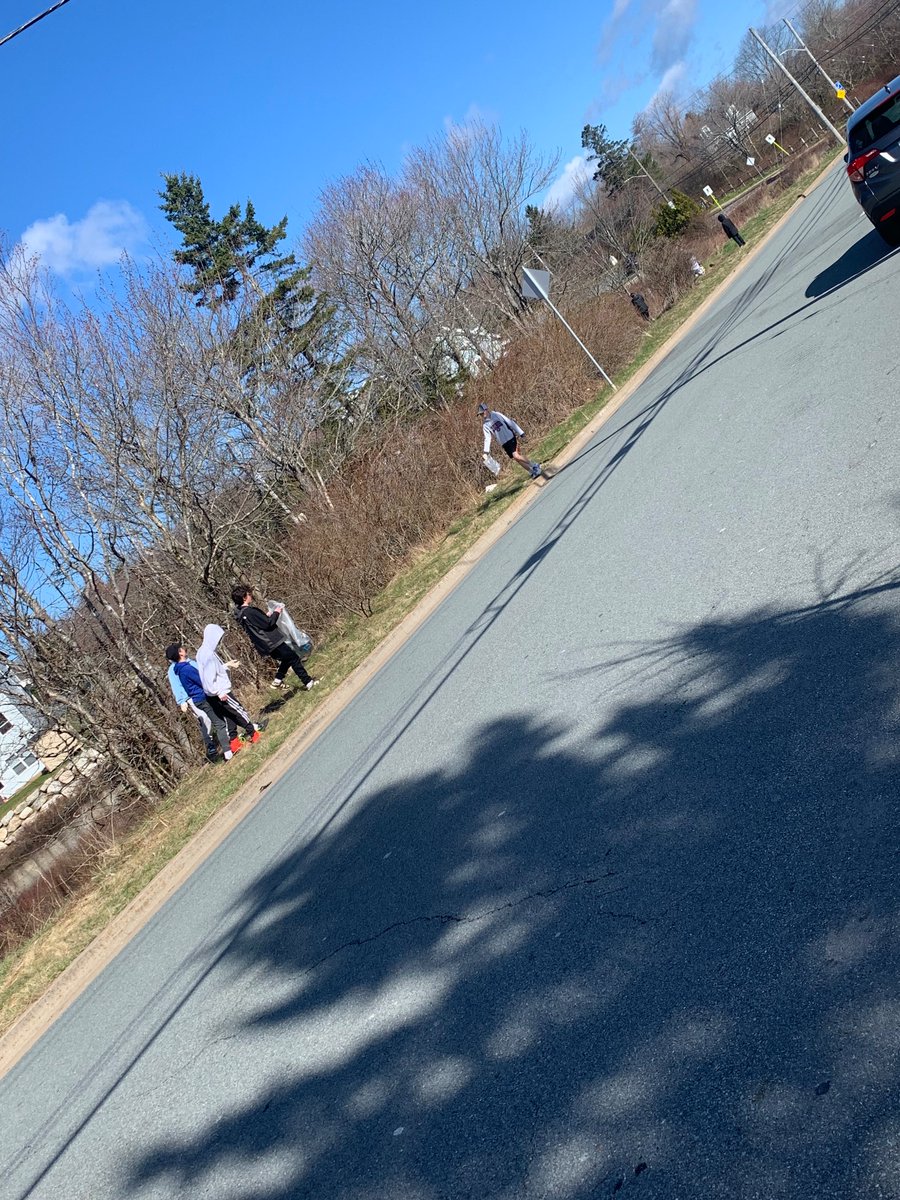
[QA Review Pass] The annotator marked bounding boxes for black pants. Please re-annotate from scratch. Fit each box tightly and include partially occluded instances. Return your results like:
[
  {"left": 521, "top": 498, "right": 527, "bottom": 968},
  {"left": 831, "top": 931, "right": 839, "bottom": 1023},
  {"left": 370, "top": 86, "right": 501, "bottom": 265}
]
[
  {"left": 731, "top": 233, "right": 746, "bottom": 247},
  {"left": 271, "top": 641, "right": 312, "bottom": 685},
  {"left": 206, "top": 693, "right": 255, "bottom": 740},
  {"left": 194, "top": 697, "right": 238, "bottom": 753}
]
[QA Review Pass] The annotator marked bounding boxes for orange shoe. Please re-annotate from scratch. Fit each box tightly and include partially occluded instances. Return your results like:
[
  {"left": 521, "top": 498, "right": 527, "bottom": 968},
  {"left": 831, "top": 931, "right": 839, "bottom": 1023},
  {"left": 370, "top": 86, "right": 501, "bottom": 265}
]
[
  {"left": 229, "top": 738, "right": 243, "bottom": 754},
  {"left": 250, "top": 730, "right": 261, "bottom": 744}
]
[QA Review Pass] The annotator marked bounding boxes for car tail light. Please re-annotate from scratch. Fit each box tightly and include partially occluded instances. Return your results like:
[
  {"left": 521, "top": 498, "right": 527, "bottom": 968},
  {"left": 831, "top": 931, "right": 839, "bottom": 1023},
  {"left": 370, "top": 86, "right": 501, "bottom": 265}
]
[{"left": 847, "top": 149, "right": 879, "bottom": 182}]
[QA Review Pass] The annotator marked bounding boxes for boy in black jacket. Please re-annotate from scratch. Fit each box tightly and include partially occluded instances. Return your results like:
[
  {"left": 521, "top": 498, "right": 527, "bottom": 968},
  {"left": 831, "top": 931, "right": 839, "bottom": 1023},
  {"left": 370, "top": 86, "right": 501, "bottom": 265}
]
[{"left": 231, "top": 586, "right": 319, "bottom": 691}]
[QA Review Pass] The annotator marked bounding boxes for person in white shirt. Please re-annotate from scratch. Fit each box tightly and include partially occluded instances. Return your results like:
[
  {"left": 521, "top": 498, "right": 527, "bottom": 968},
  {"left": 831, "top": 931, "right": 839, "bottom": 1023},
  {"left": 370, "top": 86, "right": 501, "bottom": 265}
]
[{"left": 478, "top": 403, "right": 541, "bottom": 478}]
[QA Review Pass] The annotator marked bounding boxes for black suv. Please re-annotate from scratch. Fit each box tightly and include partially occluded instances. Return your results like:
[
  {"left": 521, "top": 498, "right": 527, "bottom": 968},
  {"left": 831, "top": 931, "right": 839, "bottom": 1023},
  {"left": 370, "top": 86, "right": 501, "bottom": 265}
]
[{"left": 847, "top": 73, "right": 900, "bottom": 245}]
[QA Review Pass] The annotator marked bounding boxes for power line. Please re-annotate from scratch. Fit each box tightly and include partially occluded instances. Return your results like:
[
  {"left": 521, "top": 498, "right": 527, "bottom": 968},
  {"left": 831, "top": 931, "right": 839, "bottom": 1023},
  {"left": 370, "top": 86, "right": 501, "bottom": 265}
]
[
  {"left": 0, "top": 0, "right": 74, "bottom": 51},
  {"left": 749, "top": 26, "right": 845, "bottom": 144},
  {"left": 638, "top": 0, "right": 900, "bottom": 195}
]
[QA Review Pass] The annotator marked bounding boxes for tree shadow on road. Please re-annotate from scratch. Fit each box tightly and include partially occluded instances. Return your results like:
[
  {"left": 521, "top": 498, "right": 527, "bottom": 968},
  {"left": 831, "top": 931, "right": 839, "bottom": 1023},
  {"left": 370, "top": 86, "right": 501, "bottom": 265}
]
[{"left": 121, "top": 565, "right": 900, "bottom": 1200}]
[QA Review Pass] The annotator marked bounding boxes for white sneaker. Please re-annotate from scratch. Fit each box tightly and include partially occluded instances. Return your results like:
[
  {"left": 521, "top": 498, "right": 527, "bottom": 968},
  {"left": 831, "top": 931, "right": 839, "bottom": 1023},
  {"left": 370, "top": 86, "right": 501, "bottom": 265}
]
[
  {"left": 305, "top": 678, "right": 320, "bottom": 690},
  {"left": 269, "top": 678, "right": 285, "bottom": 690},
  {"left": 224, "top": 750, "right": 233, "bottom": 761}
]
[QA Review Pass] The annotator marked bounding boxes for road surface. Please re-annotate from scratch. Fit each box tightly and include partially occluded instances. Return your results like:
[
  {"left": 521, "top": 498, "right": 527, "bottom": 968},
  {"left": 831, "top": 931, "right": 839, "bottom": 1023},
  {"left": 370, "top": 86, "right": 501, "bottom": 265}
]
[{"left": 4, "top": 167, "right": 900, "bottom": 1200}]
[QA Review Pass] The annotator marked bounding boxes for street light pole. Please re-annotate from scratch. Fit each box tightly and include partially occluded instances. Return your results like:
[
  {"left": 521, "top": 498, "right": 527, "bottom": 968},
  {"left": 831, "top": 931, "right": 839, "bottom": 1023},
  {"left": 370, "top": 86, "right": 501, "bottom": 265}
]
[
  {"left": 783, "top": 17, "right": 855, "bottom": 112},
  {"left": 749, "top": 27, "right": 846, "bottom": 147},
  {"left": 627, "top": 147, "right": 676, "bottom": 208}
]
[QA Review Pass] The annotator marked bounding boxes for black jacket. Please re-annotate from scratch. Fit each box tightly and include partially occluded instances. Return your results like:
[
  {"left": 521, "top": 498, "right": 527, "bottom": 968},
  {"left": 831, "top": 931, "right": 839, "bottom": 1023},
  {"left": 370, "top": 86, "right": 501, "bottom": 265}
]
[
  {"left": 233, "top": 604, "right": 285, "bottom": 656},
  {"left": 720, "top": 216, "right": 740, "bottom": 239}
]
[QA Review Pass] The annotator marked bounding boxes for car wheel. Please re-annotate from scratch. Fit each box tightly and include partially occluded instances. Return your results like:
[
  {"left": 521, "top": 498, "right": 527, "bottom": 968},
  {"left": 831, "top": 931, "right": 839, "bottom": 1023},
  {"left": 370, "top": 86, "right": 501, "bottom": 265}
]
[{"left": 877, "top": 219, "right": 900, "bottom": 247}]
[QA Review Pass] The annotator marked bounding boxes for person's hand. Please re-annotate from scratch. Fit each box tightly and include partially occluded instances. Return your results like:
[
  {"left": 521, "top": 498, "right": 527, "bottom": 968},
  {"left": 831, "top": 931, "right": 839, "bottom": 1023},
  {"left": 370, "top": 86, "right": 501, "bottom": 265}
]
[
  {"left": 219, "top": 694, "right": 228, "bottom": 702},
  {"left": 179, "top": 702, "right": 188, "bottom": 714}
]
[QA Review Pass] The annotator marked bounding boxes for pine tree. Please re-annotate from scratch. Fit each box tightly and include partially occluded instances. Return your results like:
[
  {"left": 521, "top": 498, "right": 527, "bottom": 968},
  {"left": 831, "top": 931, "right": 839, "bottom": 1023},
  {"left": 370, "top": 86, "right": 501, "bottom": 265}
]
[
  {"left": 580, "top": 124, "right": 636, "bottom": 195},
  {"left": 159, "top": 173, "right": 332, "bottom": 376}
]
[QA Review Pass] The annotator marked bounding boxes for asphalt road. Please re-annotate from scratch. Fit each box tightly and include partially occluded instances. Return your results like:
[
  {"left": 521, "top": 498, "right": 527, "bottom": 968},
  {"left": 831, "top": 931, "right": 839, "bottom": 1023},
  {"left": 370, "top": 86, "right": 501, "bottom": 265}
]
[{"left": 4, "top": 166, "right": 900, "bottom": 1200}]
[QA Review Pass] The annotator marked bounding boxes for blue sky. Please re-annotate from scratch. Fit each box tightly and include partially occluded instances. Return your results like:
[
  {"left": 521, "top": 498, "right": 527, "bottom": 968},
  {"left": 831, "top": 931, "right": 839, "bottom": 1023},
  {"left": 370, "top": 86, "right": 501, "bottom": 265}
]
[{"left": 1, "top": 0, "right": 785, "bottom": 280}]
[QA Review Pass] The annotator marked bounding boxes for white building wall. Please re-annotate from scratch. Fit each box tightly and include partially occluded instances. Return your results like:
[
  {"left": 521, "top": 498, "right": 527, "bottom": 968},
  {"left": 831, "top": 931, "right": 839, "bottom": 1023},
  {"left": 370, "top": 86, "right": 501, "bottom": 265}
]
[{"left": 0, "top": 695, "right": 42, "bottom": 797}]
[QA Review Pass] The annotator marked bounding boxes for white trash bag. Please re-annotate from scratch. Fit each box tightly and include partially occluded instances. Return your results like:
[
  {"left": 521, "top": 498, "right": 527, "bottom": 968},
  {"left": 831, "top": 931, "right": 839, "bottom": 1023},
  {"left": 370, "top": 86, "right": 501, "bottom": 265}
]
[{"left": 266, "top": 600, "right": 313, "bottom": 660}]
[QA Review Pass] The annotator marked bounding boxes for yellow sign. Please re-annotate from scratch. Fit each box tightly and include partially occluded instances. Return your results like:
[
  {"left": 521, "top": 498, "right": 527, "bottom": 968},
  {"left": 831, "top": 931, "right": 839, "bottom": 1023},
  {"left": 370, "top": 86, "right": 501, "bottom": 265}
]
[{"left": 836, "top": 87, "right": 846, "bottom": 99}]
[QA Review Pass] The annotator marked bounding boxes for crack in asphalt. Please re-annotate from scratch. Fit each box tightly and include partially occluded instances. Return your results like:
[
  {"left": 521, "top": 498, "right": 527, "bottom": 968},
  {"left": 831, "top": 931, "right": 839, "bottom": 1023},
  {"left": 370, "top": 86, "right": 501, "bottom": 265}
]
[
  {"left": 301, "top": 869, "right": 646, "bottom": 978},
  {"left": 124, "top": 872, "right": 654, "bottom": 1110}
]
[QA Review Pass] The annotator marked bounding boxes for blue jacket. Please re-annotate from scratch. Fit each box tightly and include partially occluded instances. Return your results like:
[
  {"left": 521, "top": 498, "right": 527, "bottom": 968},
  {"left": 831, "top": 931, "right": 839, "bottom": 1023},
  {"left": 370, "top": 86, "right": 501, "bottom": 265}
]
[{"left": 169, "top": 659, "right": 207, "bottom": 706}]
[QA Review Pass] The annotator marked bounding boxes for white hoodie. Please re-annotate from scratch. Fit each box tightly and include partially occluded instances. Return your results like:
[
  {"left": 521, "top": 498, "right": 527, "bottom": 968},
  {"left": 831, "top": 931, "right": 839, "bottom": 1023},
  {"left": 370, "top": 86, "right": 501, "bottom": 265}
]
[
  {"left": 197, "top": 624, "right": 232, "bottom": 697},
  {"left": 482, "top": 410, "right": 524, "bottom": 455}
]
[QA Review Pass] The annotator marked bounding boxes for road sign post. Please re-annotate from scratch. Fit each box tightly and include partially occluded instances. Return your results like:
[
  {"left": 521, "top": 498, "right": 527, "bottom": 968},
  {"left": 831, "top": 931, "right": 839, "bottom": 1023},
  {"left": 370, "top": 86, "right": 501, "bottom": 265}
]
[
  {"left": 702, "top": 184, "right": 723, "bottom": 209},
  {"left": 521, "top": 267, "right": 616, "bottom": 389}
]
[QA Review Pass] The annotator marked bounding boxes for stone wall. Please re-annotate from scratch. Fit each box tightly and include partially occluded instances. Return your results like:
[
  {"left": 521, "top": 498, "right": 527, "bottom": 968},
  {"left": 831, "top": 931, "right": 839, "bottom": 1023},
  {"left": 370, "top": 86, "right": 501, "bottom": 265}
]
[
  {"left": 0, "top": 749, "right": 116, "bottom": 929},
  {"left": 0, "top": 749, "right": 102, "bottom": 859}
]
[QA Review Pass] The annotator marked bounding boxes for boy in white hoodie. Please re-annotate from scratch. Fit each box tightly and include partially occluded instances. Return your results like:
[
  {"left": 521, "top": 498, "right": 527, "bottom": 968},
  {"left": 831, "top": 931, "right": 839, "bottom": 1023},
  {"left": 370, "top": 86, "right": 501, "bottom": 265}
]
[
  {"left": 196, "top": 624, "right": 268, "bottom": 749},
  {"left": 478, "top": 403, "right": 541, "bottom": 478}
]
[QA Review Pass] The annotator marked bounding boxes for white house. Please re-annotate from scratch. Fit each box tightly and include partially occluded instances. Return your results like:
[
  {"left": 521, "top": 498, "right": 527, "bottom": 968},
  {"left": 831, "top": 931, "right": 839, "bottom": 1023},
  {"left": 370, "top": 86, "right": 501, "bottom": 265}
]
[
  {"left": 432, "top": 326, "right": 506, "bottom": 382},
  {"left": 0, "top": 685, "right": 43, "bottom": 798}
]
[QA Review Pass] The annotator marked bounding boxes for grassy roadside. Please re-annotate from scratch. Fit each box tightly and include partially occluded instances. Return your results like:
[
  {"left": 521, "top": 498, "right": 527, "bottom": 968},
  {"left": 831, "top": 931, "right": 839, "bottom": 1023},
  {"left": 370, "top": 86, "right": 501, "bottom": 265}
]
[{"left": 0, "top": 148, "right": 842, "bottom": 1041}]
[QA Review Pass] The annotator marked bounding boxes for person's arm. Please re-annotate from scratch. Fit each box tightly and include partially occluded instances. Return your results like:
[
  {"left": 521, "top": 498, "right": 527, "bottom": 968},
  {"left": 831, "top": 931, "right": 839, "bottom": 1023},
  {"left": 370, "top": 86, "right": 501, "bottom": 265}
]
[
  {"left": 248, "top": 605, "right": 281, "bottom": 633},
  {"left": 168, "top": 664, "right": 189, "bottom": 707},
  {"left": 482, "top": 423, "right": 492, "bottom": 455}
]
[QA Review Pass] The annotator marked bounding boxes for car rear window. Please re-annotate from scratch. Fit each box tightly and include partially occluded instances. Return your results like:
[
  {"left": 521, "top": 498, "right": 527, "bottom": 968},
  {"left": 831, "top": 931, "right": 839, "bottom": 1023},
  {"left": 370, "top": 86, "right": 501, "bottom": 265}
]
[{"left": 849, "top": 95, "right": 900, "bottom": 154}]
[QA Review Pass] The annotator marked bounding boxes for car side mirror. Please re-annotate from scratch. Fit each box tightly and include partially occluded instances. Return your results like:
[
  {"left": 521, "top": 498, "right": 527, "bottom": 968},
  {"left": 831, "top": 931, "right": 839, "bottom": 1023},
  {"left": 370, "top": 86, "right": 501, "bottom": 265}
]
[{"left": 843, "top": 152, "right": 849, "bottom": 163}]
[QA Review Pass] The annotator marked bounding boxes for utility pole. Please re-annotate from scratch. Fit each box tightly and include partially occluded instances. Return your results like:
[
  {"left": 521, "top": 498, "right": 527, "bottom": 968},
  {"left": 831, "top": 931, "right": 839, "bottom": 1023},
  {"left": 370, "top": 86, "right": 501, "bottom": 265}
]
[
  {"left": 628, "top": 147, "right": 676, "bottom": 209},
  {"left": 749, "top": 27, "right": 846, "bottom": 147},
  {"left": 783, "top": 17, "right": 855, "bottom": 112}
]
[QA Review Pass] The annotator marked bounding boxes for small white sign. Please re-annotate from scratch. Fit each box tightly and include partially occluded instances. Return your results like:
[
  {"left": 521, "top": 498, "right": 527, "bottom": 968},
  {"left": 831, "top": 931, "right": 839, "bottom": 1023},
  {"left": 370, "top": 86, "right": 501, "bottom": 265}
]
[
  {"left": 520, "top": 266, "right": 551, "bottom": 301},
  {"left": 765, "top": 134, "right": 776, "bottom": 145},
  {"left": 702, "top": 185, "right": 714, "bottom": 197},
  {"left": 746, "top": 156, "right": 756, "bottom": 166}
]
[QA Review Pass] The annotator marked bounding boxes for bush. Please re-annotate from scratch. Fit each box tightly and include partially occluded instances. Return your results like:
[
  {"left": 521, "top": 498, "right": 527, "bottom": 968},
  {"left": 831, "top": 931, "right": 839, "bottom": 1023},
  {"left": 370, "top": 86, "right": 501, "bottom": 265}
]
[{"left": 654, "top": 190, "right": 701, "bottom": 238}]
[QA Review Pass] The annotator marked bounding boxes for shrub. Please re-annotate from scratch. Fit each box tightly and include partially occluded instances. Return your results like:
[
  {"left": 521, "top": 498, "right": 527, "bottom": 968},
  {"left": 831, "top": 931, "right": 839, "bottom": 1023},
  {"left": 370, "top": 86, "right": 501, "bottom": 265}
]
[{"left": 654, "top": 190, "right": 701, "bottom": 238}]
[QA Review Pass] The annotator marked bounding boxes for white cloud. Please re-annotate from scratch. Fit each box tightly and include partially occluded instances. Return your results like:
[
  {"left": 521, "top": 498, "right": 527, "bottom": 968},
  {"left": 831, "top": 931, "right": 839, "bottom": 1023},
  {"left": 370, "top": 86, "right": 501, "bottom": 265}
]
[
  {"left": 542, "top": 153, "right": 593, "bottom": 213},
  {"left": 19, "top": 200, "right": 148, "bottom": 276},
  {"left": 443, "top": 102, "right": 497, "bottom": 135},
  {"left": 597, "top": 0, "right": 634, "bottom": 64},
  {"left": 596, "top": 0, "right": 697, "bottom": 101},
  {"left": 645, "top": 60, "right": 688, "bottom": 110},
  {"left": 651, "top": 0, "right": 697, "bottom": 73}
]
